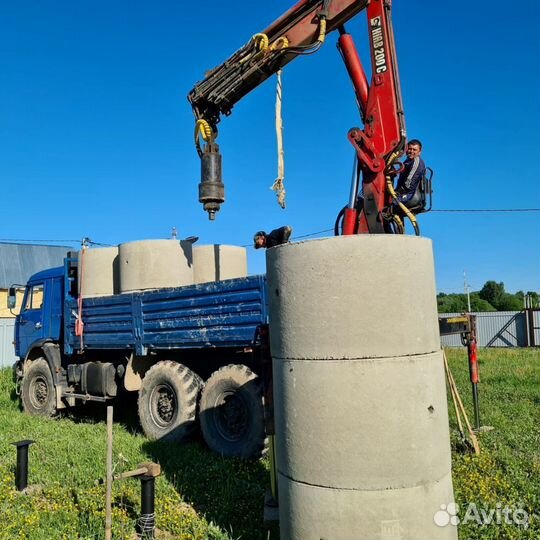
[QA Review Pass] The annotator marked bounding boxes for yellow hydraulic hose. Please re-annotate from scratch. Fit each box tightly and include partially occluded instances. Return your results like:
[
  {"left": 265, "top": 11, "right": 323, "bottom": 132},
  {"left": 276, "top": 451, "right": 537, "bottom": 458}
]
[
  {"left": 385, "top": 150, "right": 420, "bottom": 235},
  {"left": 386, "top": 175, "right": 419, "bottom": 235},
  {"left": 194, "top": 118, "right": 214, "bottom": 157},
  {"left": 393, "top": 213, "right": 404, "bottom": 234},
  {"left": 195, "top": 119, "right": 213, "bottom": 143},
  {"left": 252, "top": 33, "right": 269, "bottom": 51},
  {"left": 270, "top": 36, "right": 289, "bottom": 51},
  {"left": 317, "top": 17, "right": 327, "bottom": 44},
  {"left": 239, "top": 33, "right": 271, "bottom": 66}
]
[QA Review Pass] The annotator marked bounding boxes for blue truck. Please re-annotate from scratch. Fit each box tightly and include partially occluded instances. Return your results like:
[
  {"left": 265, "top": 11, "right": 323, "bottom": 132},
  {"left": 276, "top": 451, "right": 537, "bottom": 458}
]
[{"left": 9, "top": 253, "right": 270, "bottom": 459}]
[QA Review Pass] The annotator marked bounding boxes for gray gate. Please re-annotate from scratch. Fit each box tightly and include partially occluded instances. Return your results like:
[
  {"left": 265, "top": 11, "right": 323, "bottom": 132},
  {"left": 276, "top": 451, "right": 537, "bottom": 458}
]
[{"left": 440, "top": 311, "right": 540, "bottom": 348}]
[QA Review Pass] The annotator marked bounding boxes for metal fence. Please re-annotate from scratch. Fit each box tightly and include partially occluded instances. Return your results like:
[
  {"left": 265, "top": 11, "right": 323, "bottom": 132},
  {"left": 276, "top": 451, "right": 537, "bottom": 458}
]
[
  {"left": 0, "top": 318, "right": 16, "bottom": 368},
  {"left": 440, "top": 310, "right": 540, "bottom": 348},
  {"left": 1, "top": 311, "right": 538, "bottom": 369}
]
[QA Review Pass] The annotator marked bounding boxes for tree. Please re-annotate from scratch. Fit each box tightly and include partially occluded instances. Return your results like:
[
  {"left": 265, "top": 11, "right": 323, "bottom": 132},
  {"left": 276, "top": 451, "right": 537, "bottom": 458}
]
[
  {"left": 438, "top": 294, "right": 468, "bottom": 313},
  {"left": 498, "top": 293, "right": 524, "bottom": 311},
  {"left": 439, "top": 281, "right": 537, "bottom": 313},
  {"left": 479, "top": 281, "right": 506, "bottom": 310},
  {"left": 469, "top": 294, "right": 496, "bottom": 312}
]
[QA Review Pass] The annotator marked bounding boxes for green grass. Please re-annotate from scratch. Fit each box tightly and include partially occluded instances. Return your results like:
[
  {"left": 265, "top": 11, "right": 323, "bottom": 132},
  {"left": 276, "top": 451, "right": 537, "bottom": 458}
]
[
  {"left": 445, "top": 348, "right": 540, "bottom": 539},
  {"left": 0, "top": 348, "right": 538, "bottom": 539},
  {"left": 0, "top": 378, "right": 268, "bottom": 540}
]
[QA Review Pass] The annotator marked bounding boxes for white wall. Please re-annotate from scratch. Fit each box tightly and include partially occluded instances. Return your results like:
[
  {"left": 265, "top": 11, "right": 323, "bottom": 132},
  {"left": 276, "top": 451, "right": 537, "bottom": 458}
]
[{"left": 0, "top": 318, "right": 17, "bottom": 368}]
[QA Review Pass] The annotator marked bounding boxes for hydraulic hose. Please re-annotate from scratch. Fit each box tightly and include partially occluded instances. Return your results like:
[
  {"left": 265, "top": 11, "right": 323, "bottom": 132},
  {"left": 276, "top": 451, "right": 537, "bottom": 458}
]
[
  {"left": 334, "top": 205, "right": 347, "bottom": 236},
  {"left": 384, "top": 151, "right": 420, "bottom": 236},
  {"left": 386, "top": 176, "right": 420, "bottom": 236},
  {"left": 194, "top": 119, "right": 214, "bottom": 157},
  {"left": 252, "top": 33, "right": 269, "bottom": 51}
]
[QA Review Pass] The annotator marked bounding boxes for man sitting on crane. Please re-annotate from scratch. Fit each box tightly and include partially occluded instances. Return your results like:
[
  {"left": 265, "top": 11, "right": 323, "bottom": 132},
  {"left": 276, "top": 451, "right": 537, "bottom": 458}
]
[{"left": 393, "top": 139, "right": 426, "bottom": 208}]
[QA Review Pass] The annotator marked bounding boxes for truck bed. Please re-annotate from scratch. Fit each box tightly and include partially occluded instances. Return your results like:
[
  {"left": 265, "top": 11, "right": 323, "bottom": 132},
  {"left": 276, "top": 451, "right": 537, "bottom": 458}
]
[{"left": 64, "top": 275, "right": 268, "bottom": 355}]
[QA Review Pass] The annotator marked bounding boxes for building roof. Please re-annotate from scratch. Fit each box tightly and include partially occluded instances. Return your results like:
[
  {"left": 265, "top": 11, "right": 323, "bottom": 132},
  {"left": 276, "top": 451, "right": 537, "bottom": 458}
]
[{"left": 0, "top": 243, "right": 70, "bottom": 288}]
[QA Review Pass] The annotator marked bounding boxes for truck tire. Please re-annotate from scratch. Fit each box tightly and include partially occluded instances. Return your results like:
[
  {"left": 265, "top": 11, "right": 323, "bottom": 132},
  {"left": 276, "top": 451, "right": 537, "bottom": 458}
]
[
  {"left": 138, "top": 361, "right": 201, "bottom": 442},
  {"left": 199, "top": 364, "right": 266, "bottom": 459},
  {"left": 21, "top": 358, "right": 57, "bottom": 417}
]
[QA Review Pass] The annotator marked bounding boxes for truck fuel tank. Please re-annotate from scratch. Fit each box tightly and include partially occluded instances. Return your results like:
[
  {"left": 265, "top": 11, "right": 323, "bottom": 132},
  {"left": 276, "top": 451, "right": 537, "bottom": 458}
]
[{"left": 80, "top": 362, "right": 118, "bottom": 397}]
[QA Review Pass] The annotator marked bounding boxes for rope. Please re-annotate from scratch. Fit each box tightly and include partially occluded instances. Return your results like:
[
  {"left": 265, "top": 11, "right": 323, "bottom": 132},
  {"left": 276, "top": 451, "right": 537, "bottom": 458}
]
[{"left": 271, "top": 70, "right": 286, "bottom": 209}]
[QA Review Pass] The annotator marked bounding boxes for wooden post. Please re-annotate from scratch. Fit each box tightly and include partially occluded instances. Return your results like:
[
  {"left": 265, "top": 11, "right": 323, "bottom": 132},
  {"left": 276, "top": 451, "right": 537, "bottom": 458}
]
[{"left": 105, "top": 406, "right": 113, "bottom": 540}]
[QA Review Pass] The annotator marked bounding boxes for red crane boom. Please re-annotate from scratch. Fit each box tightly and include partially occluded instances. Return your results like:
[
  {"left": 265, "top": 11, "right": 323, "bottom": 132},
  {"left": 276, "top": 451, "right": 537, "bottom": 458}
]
[{"left": 188, "top": 0, "right": 425, "bottom": 234}]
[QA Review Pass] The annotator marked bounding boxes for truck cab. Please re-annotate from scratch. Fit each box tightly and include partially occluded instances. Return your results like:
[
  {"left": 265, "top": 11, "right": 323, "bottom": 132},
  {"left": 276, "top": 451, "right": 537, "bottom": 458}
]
[{"left": 15, "top": 267, "right": 63, "bottom": 360}]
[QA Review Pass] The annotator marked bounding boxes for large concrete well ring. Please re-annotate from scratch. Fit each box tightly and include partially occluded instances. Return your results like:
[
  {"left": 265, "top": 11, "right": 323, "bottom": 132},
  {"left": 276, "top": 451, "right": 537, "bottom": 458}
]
[
  {"left": 193, "top": 244, "right": 247, "bottom": 284},
  {"left": 118, "top": 239, "right": 194, "bottom": 293},
  {"left": 267, "top": 235, "right": 457, "bottom": 540},
  {"left": 79, "top": 246, "right": 119, "bottom": 298}
]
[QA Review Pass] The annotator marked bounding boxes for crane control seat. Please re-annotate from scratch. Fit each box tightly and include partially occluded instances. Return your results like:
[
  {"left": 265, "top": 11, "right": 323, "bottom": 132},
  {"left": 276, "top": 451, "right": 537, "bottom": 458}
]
[{"left": 397, "top": 166, "right": 434, "bottom": 215}]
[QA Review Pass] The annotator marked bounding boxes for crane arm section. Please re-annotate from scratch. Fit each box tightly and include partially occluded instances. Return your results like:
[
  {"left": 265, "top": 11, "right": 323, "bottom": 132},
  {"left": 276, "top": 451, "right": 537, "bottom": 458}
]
[
  {"left": 188, "top": 0, "right": 412, "bottom": 235},
  {"left": 188, "top": 0, "right": 368, "bottom": 135}
]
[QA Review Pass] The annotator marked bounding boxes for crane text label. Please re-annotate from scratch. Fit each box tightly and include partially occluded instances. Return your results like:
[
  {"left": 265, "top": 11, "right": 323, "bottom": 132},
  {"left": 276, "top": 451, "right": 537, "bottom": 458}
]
[{"left": 370, "top": 16, "right": 388, "bottom": 74}]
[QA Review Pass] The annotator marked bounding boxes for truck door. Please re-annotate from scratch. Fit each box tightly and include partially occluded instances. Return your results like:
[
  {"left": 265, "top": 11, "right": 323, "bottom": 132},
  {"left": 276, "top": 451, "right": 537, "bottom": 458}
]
[{"left": 17, "top": 282, "right": 45, "bottom": 358}]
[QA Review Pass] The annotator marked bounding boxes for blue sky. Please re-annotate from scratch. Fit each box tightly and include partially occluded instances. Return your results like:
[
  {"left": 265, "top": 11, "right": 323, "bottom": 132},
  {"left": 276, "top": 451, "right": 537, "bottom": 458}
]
[{"left": 1, "top": 1, "right": 539, "bottom": 294}]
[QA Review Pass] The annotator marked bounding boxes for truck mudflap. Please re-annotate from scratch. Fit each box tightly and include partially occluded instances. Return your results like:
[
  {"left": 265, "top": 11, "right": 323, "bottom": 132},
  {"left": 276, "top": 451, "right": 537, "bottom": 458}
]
[{"left": 124, "top": 354, "right": 155, "bottom": 392}]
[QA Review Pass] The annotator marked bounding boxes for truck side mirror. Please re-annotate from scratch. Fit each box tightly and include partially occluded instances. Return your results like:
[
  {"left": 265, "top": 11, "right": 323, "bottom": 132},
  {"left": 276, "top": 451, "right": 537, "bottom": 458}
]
[{"left": 7, "top": 287, "right": 16, "bottom": 309}]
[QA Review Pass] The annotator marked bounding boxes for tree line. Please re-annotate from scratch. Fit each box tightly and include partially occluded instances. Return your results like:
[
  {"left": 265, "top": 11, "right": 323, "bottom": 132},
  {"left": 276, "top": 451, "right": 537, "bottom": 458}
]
[{"left": 438, "top": 281, "right": 539, "bottom": 312}]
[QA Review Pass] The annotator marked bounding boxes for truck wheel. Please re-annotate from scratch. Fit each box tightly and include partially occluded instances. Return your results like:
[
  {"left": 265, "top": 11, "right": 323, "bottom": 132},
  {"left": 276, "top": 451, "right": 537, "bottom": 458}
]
[
  {"left": 138, "top": 361, "right": 201, "bottom": 442},
  {"left": 199, "top": 364, "right": 266, "bottom": 459},
  {"left": 21, "top": 358, "right": 57, "bottom": 417}
]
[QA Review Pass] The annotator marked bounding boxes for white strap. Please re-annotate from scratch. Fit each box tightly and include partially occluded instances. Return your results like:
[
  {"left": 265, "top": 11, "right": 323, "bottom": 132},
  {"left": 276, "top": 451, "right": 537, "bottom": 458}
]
[{"left": 271, "top": 69, "right": 286, "bottom": 209}]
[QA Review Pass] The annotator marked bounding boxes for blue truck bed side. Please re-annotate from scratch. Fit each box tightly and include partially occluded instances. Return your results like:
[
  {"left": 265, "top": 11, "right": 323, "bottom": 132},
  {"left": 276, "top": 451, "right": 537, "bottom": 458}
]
[{"left": 64, "top": 274, "right": 269, "bottom": 356}]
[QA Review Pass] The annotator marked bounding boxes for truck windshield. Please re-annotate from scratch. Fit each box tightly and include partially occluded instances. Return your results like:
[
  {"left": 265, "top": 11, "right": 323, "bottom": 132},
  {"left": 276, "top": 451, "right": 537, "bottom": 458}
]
[{"left": 24, "top": 284, "right": 44, "bottom": 311}]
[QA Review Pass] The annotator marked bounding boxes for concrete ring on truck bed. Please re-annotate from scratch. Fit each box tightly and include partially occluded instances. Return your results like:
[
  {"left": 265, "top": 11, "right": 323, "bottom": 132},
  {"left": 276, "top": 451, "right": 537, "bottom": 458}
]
[
  {"left": 192, "top": 245, "right": 247, "bottom": 284},
  {"left": 119, "top": 239, "right": 194, "bottom": 293},
  {"left": 78, "top": 246, "right": 119, "bottom": 298}
]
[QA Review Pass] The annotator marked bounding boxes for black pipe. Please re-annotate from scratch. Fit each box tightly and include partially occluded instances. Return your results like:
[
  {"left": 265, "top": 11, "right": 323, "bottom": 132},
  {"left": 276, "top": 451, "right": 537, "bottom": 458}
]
[
  {"left": 11, "top": 440, "right": 35, "bottom": 491},
  {"left": 137, "top": 475, "right": 155, "bottom": 539}
]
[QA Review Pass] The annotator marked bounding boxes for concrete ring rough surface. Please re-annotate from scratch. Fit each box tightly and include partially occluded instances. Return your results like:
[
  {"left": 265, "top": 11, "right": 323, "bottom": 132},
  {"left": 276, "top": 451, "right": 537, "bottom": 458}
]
[{"left": 267, "top": 236, "right": 457, "bottom": 540}]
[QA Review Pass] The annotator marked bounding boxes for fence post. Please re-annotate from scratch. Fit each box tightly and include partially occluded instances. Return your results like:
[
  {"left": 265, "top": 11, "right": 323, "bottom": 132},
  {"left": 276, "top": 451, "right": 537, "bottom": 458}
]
[{"left": 105, "top": 406, "right": 113, "bottom": 540}]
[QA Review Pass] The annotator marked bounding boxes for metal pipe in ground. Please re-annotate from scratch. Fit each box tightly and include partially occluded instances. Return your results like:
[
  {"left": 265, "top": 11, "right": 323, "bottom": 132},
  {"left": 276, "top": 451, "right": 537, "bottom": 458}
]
[
  {"left": 467, "top": 337, "right": 481, "bottom": 430},
  {"left": 11, "top": 440, "right": 35, "bottom": 491},
  {"left": 137, "top": 475, "right": 156, "bottom": 539},
  {"left": 105, "top": 406, "right": 113, "bottom": 540}
]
